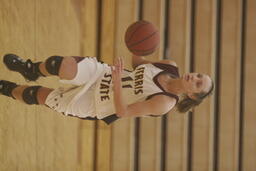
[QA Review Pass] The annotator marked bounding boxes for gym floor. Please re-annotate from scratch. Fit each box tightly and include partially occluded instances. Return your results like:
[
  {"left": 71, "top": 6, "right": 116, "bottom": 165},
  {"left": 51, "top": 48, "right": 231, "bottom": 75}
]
[
  {"left": 1, "top": 0, "right": 256, "bottom": 171},
  {"left": 0, "top": 0, "right": 82, "bottom": 170}
]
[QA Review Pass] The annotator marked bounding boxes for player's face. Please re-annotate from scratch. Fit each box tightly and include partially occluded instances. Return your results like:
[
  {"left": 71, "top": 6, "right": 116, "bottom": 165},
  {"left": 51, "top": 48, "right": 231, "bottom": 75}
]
[{"left": 182, "top": 73, "right": 212, "bottom": 94}]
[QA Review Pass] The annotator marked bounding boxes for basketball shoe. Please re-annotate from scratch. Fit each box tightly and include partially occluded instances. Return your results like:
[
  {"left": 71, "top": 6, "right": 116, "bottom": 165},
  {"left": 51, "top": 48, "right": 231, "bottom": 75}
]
[
  {"left": 3, "top": 54, "right": 44, "bottom": 81},
  {"left": 0, "top": 80, "right": 18, "bottom": 98}
]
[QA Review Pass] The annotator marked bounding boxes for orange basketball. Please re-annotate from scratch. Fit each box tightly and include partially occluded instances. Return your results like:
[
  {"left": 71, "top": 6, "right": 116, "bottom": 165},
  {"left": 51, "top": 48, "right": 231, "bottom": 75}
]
[{"left": 125, "top": 20, "right": 160, "bottom": 56}]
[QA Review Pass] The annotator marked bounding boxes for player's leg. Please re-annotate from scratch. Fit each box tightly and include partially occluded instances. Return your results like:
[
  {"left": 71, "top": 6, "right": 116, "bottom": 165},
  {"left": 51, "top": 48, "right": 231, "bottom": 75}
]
[
  {"left": 0, "top": 80, "right": 53, "bottom": 105},
  {"left": 3, "top": 54, "right": 79, "bottom": 81},
  {"left": 38, "top": 56, "right": 78, "bottom": 80}
]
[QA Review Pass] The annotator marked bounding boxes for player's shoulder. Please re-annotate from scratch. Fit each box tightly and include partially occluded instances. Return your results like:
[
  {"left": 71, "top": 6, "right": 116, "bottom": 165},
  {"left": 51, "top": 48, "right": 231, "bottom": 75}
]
[
  {"left": 149, "top": 59, "right": 180, "bottom": 78},
  {"left": 149, "top": 94, "right": 177, "bottom": 108},
  {"left": 156, "top": 60, "right": 177, "bottom": 67},
  {"left": 150, "top": 93, "right": 177, "bottom": 103},
  {"left": 147, "top": 94, "right": 176, "bottom": 115}
]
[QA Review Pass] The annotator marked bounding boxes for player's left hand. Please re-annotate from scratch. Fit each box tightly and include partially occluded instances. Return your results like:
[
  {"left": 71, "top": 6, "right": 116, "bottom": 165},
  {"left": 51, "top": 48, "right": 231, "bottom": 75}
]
[{"left": 111, "top": 57, "right": 124, "bottom": 84}]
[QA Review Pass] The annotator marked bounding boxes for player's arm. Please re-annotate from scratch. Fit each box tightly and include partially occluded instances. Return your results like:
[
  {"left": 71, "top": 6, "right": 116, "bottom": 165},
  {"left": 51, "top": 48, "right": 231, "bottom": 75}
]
[
  {"left": 111, "top": 57, "right": 127, "bottom": 116},
  {"left": 116, "top": 95, "right": 176, "bottom": 118},
  {"left": 132, "top": 54, "right": 177, "bottom": 69}
]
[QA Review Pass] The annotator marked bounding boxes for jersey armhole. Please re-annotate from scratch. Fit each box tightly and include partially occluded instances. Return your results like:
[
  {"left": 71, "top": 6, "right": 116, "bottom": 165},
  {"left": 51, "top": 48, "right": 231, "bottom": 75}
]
[
  {"left": 146, "top": 92, "right": 179, "bottom": 117},
  {"left": 152, "top": 63, "right": 180, "bottom": 78},
  {"left": 146, "top": 92, "right": 179, "bottom": 104}
]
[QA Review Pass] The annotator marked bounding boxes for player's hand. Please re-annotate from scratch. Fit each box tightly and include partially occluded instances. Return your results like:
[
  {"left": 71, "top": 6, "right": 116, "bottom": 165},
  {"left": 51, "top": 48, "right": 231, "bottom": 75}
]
[
  {"left": 111, "top": 57, "right": 124, "bottom": 88},
  {"left": 111, "top": 57, "right": 127, "bottom": 117}
]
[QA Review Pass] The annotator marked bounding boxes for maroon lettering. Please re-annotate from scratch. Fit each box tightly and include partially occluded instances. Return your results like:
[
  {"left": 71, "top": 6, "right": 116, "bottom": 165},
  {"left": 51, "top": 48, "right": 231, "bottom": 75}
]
[
  {"left": 102, "top": 79, "right": 111, "bottom": 85},
  {"left": 104, "top": 73, "right": 112, "bottom": 78},
  {"left": 135, "top": 67, "right": 145, "bottom": 74},
  {"left": 101, "top": 95, "right": 110, "bottom": 101},
  {"left": 100, "top": 83, "right": 109, "bottom": 89},
  {"left": 100, "top": 89, "right": 109, "bottom": 95},
  {"left": 99, "top": 72, "right": 112, "bottom": 101},
  {"left": 133, "top": 67, "right": 145, "bottom": 95},
  {"left": 135, "top": 74, "right": 143, "bottom": 80},
  {"left": 135, "top": 80, "right": 143, "bottom": 87},
  {"left": 135, "top": 89, "right": 143, "bottom": 95}
]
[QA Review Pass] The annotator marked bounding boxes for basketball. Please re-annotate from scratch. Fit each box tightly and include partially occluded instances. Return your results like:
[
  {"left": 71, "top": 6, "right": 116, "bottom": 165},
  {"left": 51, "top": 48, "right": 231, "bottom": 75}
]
[{"left": 125, "top": 20, "right": 160, "bottom": 56}]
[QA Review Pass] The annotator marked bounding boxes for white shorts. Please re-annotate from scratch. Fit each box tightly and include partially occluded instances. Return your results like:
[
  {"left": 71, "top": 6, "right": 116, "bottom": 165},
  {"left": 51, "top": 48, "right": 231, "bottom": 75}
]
[{"left": 45, "top": 57, "right": 109, "bottom": 118}]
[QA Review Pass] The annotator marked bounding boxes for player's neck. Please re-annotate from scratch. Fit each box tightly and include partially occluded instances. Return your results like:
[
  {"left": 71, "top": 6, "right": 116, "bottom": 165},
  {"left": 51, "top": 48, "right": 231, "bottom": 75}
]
[{"left": 159, "top": 76, "right": 185, "bottom": 95}]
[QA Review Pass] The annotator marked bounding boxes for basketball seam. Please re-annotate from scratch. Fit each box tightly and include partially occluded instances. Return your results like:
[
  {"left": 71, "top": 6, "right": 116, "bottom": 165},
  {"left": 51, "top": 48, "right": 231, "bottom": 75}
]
[
  {"left": 133, "top": 49, "right": 154, "bottom": 56},
  {"left": 132, "top": 45, "right": 157, "bottom": 52},
  {"left": 125, "top": 22, "right": 150, "bottom": 44},
  {"left": 127, "top": 31, "right": 158, "bottom": 48},
  {"left": 132, "top": 43, "right": 159, "bottom": 56}
]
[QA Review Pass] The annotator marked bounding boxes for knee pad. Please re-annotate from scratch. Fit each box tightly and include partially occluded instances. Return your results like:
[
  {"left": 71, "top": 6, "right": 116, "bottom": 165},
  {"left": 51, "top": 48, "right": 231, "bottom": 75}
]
[
  {"left": 45, "top": 56, "right": 64, "bottom": 75},
  {"left": 22, "top": 86, "right": 41, "bottom": 105}
]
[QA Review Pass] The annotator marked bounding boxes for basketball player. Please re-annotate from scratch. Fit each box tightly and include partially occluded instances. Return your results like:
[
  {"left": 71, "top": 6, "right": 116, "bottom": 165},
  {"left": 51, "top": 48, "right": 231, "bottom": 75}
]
[{"left": 0, "top": 54, "right": 214, "bottom": 124}]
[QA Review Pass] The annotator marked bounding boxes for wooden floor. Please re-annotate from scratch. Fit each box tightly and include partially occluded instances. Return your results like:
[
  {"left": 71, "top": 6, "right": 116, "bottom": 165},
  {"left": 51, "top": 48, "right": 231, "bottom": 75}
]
[
  {"left": 0, "top": 0, "right": 82, "bottom": 170},
  {"left": 1, "top": 0, "right": 256, "bottom": 171}
]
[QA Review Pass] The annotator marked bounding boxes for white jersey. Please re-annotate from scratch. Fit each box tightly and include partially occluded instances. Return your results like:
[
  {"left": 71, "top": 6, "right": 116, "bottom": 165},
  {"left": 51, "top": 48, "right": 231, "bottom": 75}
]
[
  {"left": 94, "top": 63, "right": 180, "bottom": 119},
  {"left": 45, "top": 57, "right": 180, "bottom": 124}
]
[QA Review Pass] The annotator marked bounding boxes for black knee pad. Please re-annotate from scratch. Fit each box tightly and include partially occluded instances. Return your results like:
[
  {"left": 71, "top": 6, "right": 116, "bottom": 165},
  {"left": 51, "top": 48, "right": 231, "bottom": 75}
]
[
  {"left": 45, "top": 56, "right": 64, "bottom": 75},
  {"left": 22, "top": 86, "right": 41, "bottom": 105}
]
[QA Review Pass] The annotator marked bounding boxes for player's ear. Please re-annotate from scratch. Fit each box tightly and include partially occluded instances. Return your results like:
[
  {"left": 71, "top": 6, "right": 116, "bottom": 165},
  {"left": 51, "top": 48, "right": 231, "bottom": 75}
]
[{"left": 187, "top": 93, "right": 197, "bottom": 100}]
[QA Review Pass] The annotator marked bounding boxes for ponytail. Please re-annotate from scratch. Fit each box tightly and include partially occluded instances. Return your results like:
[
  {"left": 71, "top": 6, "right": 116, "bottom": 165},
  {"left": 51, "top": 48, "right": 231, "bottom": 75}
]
[
  {"left": 176, "top": 80, "right": 214, "bottom": 113},
  {"left": 176, "top": 94, "right": 203, "bottom": 113}
]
